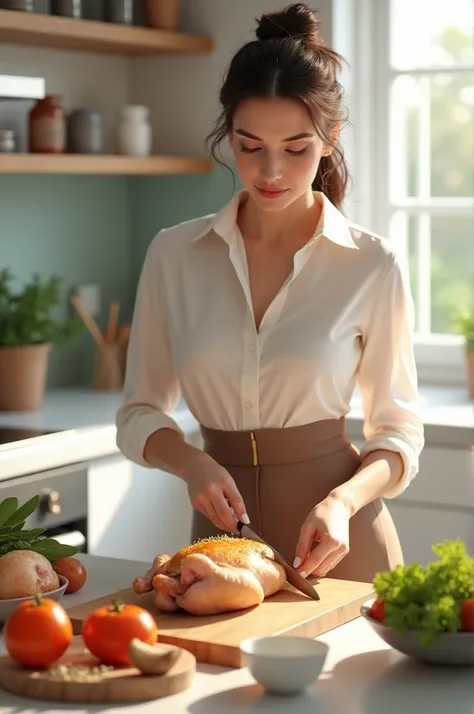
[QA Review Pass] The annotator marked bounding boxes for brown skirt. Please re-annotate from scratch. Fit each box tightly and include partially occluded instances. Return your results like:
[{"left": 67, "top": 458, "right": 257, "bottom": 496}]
[{"left": 190, "top": 418, "right": 403, "bottom": 583}]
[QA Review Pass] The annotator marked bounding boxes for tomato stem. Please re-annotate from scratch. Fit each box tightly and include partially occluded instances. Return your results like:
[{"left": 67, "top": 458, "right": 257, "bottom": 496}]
[
  {"left": 111, "top": 599, "right": 124, "bottom": 613},
  {"left": 33, "top": 593, "right": 43, "bottom": 607}
]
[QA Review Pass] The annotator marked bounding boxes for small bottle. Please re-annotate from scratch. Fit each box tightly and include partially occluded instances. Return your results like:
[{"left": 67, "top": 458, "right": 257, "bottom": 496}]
[
  {"left": 105, "top": 0, "right": 133, "bottom": 25},
  {"left": 29, "top": 95, "right": 66, "bottom": 154},
  {"left": 0, "top": 129, "right": 16, "bottom": 153},
  {"left": 68, "top": 109, "right": 104, "bottom": 154},
  {"left": 0, "top": 1, "right": 35, "bottom": 10},
  {"left": 117, "top": 105, "right": 152, "bottom": 157},
  {"left": 52, "top": 0, "right": 83, "bottom": 18}
]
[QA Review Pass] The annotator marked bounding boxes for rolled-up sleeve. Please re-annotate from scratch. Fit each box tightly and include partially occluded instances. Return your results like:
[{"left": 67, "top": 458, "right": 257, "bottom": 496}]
[
  {"left": 116, "top": 232, "right": 183, "bottom": 467},
  {"left": 356, "top": 251, "right": 425, "bottom": 498}
]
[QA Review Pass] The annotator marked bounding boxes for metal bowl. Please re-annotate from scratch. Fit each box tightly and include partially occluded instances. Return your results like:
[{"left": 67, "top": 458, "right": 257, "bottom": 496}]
[
  {"left": 361, "top": 598, "right": 474, "bottom": 666},
  {"left": 0, "top": 575, "right": 68, "bottom": 625}
]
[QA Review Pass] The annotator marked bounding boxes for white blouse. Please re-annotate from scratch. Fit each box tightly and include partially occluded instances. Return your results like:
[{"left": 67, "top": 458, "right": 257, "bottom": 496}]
[{"left": 116, "top": 190, "right": 424, "bottom": 499}]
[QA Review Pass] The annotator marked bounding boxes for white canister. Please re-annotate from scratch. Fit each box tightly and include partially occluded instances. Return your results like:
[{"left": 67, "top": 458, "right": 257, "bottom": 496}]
[{"left": 117, "top": 105, "right": 152, "bottom": 157}]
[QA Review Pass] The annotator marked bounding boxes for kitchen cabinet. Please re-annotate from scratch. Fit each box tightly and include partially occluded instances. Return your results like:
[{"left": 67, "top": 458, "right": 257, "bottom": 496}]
[
  {"left": 87, "top": 429, "right": 203, "bottom": 562},
  {"left": 351, "top": 436, "right": 474, "bottom": 566}
]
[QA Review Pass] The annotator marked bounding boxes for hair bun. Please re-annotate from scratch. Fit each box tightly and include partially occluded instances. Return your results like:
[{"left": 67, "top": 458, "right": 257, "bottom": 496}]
[{"left": 256, "top": 3, "right": 322, "bottom": 45}]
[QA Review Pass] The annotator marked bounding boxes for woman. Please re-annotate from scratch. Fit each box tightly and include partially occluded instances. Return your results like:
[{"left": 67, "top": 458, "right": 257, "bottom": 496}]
[{"left": 116, "top": 3, "right": 424, "bottom": 584}]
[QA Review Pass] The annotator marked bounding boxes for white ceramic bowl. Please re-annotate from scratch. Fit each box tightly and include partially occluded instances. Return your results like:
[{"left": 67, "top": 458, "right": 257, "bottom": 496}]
[
  {"left": 361, "top": 598, "right": 474, "bottom": 666},
  {"left": 0, "top": 575, "right": 69, "bottom": 625},
  {"left": 240, "top": 635, "right": 329, "bottom": 696}
]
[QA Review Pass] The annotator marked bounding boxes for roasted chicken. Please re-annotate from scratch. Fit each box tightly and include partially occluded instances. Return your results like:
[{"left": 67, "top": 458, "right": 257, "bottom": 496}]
[{"left": 132, "top": 536, "right": 286, "bottom": 615}]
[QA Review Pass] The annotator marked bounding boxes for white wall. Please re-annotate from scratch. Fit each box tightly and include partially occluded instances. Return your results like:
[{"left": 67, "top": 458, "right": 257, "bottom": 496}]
[
  {"left": 129, "top": 0, "right": 333, "bottom": 156},
  {"left": 0, "top": 44, "right": 128, "bottom": 153}
]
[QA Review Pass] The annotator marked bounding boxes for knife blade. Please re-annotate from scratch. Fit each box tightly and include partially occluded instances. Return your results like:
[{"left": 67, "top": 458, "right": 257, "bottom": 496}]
[{"left": 236, "top": 521, "right": 320, "bottom": 601}]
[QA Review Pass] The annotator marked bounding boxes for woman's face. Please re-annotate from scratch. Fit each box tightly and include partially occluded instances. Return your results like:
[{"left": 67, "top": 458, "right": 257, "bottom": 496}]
[{"left": 229, "top": 96, "right": 331, "bottom": 212}]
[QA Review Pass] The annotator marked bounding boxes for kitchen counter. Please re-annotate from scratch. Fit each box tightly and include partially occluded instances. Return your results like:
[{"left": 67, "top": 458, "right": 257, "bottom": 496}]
[
  {"left": 0, "top": 385, "right": 472, "bottom": 481},
  {"left": 0, "top": 389, "right": 199, "bottom": 480},
  {"left": 0, "top": 553, "right": 472, "bottom": 714}
]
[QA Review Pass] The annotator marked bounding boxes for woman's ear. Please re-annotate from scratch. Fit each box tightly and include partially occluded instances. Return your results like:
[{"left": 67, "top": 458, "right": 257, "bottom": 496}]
[{"left": 323, "top": 122, "right": 341, "bottom": 157}]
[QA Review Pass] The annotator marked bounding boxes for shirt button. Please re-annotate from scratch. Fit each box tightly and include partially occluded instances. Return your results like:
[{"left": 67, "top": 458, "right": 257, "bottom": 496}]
[
  {"left": 245, "top": 401, "right": 253, "bottom": 410},
  {"left": 248, "top": 343, "right": 256, "bottom": 353}
]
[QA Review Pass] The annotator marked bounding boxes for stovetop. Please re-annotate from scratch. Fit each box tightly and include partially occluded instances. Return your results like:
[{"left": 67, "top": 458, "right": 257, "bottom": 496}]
[{"left": 0, "top": 426, "right": 60, "bottom": 446}]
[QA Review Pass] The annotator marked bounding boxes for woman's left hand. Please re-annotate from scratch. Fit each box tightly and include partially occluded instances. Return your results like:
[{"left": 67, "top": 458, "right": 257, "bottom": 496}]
[{"left": 293, "top": 495, "right": 351, "bottom": 578}]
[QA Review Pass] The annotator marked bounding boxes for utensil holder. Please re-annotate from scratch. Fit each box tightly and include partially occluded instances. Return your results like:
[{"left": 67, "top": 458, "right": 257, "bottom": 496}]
[{"left": 93, "top": 343, "right": 125, "bottom": 391}]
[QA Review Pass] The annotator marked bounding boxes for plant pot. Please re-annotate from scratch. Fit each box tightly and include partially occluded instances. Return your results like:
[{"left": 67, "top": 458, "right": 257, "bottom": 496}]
[
  {"left": 143, "top": 0, "right": 180, "bottom": 31},
  {"left": 466, "top": 349, "right": 474, "bottom": 399},
  {"left": 0, "top": 343, "right": 51, "bottom": 412}
]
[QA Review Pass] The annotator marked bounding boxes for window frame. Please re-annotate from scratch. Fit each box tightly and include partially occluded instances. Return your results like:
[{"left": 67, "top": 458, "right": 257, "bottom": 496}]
[{"left": 332, "top": 0, "right": 470, "bottom": 387}]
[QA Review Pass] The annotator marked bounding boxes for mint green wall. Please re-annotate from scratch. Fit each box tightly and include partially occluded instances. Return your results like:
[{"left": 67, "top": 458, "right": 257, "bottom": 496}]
[
  {"left": 0, "top": 176, "right": 132, "bottom": 387},
  {"left": 129, "top": 165, "right": 239, "bottom": 286},
  {"left": 0, "top": 166, "right": 238, "bottom": 388}
]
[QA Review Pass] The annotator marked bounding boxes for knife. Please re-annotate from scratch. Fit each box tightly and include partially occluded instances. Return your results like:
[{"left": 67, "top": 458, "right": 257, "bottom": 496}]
[{"left": 236, "top": 521, "right": 320, "bottom": 601}]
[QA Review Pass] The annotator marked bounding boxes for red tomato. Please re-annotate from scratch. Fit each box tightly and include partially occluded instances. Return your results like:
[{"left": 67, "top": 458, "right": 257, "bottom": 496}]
[
  {"left": 82, "top": 600, "right": 158, "bottom": 666},
  {"left": 53, "top": 557, "right": 87, "bottom": 594},
  {"left": 369, "top": 597, "right": 386, "bottom": 622},
  {"left": 460, "top": 599, "right": 474, "bottom": 631},
  {"left": 4, "top": 594, "right": 73, "bottom": 667}
]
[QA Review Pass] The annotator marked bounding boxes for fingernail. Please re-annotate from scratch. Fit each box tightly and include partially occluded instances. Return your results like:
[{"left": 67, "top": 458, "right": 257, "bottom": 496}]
[
  {"left": 300, "top": 571, "right": 307, "bottom": 579},
  {"left": 241, "top": 513, "right": 250, "bottom": 525},
  {"left": 293, "top": 557, "right": 301, "bottom": 568}
]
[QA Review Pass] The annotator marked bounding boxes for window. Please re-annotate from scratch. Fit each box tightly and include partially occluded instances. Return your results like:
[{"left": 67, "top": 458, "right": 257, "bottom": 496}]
[{"left": 334, "top": 0, "right": 474, "bottom": 385}]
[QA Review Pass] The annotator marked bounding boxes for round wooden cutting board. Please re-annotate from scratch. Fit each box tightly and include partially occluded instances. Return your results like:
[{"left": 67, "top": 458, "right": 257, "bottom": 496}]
[{"left": 0, "top": 636, "right": 196, "bottom": 703}]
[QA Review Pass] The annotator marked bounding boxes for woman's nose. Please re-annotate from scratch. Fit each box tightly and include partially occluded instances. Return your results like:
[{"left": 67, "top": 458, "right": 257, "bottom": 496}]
[{"left": 261, "top": 155, "right": 283, "bottom": 182}]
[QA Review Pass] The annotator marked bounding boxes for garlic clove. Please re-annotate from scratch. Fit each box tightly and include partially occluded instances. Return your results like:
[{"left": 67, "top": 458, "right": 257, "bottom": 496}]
[{"left": 128, "top": 638, "right": 181, "bottom": 675}]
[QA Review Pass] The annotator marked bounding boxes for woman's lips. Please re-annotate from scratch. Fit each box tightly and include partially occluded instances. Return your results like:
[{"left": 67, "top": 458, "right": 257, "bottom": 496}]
[{"left": 256, "top": 187, "right": 289, "bottom": 199}]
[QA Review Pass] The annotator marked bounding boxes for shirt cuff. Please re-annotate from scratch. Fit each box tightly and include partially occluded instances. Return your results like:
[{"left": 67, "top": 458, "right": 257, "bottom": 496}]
[
  {"left": 359, "top": 433, "right": 421, "bottom": 499},
  {"left": 116, "top": 408, "right": 184, "bottom": 468}
]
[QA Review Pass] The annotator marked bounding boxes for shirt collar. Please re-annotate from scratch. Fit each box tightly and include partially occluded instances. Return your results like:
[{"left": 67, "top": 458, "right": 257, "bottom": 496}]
[{"left": 191, "top": 189, "right": 359, "bottom": 250}]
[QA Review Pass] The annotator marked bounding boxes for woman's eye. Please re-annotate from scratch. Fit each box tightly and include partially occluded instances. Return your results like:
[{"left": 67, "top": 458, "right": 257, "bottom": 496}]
[
  {"left": 240, "top": 144, "right": 261, "bottom": 154},
  {"left": 286, "top": 147, "right": 308, "bottom": 156}
]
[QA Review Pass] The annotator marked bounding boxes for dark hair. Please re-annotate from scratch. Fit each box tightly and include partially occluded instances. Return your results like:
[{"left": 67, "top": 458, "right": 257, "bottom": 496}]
[{"left": 206, "top": 3, "right": 349, "bottom": 209}]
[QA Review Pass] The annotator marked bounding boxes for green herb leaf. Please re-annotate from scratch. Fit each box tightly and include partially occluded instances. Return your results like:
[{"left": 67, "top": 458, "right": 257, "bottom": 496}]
[
  {"left": 0, "top": 268, "right": 84, "bottom": 348},
  {"left": 0, "top": 498, "right": 19, "bottom": 528},
  {"left": 0, "top": 529, "right": 45, "bottom": 543},
  {"left": 29, "top": 538, "right": 80, "bottom": 562},
  {"left": 2, "top": 495, "right": 40, "bottom": 528}
]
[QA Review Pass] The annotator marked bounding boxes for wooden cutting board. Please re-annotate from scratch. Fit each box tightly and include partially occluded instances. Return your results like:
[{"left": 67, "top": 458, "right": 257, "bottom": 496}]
[
  {"left": 67, "top": 577, "right": 374, "bottom": 668},
  {"left": 0, "top": 636, "right": 196, "bottom": 703}
]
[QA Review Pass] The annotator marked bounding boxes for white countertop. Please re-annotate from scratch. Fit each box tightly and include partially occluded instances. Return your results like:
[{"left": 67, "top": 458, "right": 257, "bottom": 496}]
[
  {"left": 0, "top": 385, "right": 472, "bottom": 481},
  {"left": 0, "top": 553, "right": 472, "bottom": 714}
]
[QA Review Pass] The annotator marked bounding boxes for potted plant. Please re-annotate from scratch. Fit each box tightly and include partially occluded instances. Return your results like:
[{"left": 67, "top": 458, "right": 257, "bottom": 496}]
[
  {"left": 453, "top": 305, "right": 474, "bottom": 398},
  {"left": 0, "top": 269, "right": 82, "bottom": 412}
]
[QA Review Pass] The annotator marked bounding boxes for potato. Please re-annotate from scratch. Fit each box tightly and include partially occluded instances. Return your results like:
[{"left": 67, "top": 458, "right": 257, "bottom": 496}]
[{"left": 0, "top": 550, "right": 60, "bottom": 599}]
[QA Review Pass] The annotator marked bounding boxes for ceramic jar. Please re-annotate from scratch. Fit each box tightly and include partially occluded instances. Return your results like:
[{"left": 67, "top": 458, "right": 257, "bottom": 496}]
[
  {"left": 0, "top": 0, "right": 35, "bottom": 10},
  {"left": 105, "top": 0, "right": 133, "bottom": 24},
  {"left": 68, "top": 109, "right": 104, "bottom": 153},
  {"left": 0, "top": 129, "right": 16, "bottom": 153},
  {"left": 117, "top": 105, "right": 152, "bottom": 157},
  {"left": 143, "top": 0, "right": 180, "bottom": 30},
  {"left": 29, "top": 95, "right": 66, "bottom": 153},
  {"left": 52, "top": 0, "right": 83, "bottom": 18}
]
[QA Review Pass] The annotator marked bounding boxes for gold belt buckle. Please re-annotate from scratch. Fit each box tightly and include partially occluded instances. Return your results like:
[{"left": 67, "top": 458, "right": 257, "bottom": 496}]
[{"left": 250, "top": 431, "right": 258, "bottom": 466}]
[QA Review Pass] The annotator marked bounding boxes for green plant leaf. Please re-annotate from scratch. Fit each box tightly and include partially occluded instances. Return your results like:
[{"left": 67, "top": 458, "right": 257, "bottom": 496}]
[
  {"left": 0, "top": 498, "right": 19, "bottom": 528},
  {"left": 0, "top": 269, "right": 84, "bottom": 348},
  {"left": 29, "top": 538, "right": 79, "bottom": 562},
  {"left": 2, "top": 495, "right": 40, "bottom": 528}
]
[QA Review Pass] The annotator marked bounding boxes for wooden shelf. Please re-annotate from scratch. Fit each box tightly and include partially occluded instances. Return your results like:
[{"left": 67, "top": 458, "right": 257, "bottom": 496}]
[
  {"left": 0, "top": 9, "right": 212, "bottom": 55},
  {"left": 0, "top": 154, "right": 213, "bottom": 175}
]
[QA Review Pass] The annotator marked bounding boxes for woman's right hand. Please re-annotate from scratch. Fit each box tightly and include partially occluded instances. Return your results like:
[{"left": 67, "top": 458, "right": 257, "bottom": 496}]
[{"left": 185, "top": 452, "right": 250, "bottom": 533}]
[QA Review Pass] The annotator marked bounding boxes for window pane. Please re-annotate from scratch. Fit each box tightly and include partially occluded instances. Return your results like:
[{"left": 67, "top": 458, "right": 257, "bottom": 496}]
[
  {"left": 431, "top": 72, "right": 474, "bottom": 197},
  {"left": 389, "top": 72, "right": 474, "bottom": 199},
  {"left": 390, "top": 0, "right": 474, "bottom": 69},
  {"left": 406, "top": 214, "right": 474, "bottom": 335}
]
